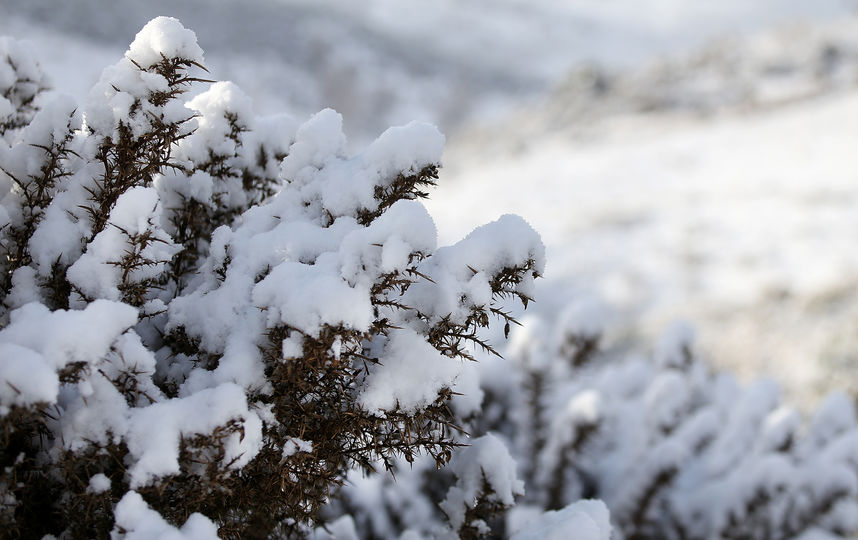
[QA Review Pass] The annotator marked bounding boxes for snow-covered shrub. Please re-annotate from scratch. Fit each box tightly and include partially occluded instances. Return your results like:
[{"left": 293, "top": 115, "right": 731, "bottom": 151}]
[
  {"left": 324, "top": 312, "right": 858, "bottom": 539},
  {"left": 0, "top": 18, "right": 544, "bottom": 538},
  {"left": 0, "top": 37, "right": 48, "bottom": 138},
  {"left": 486, "top": 317, "right": 858, "bottom": 539}
]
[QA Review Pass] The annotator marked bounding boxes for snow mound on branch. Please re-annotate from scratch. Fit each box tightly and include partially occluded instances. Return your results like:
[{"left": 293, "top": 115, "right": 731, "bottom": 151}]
[
  {"left": 112, "top": 491, "right": 219, "bottom": 540},
  {"left": 126, "top": 383, "right": 262, "bottom": 487},
  {"left": 86, "top": 17, "right": 200, "bottom": 141},
  {"left": 358, "top": 327, "right": 461, "bottom": 414},
  {"left": 126, "top": 16, "right": 204, "bottom": 69},
  {"left": 67, "top": 187, "right": 179, "bottom": 302},
  {"left": 440, "top": 434, "right": 525, "bottom": 532},
  {"left": 510, "top": 500, "right": 611, "bottom": 540},
  {"left": 0, "top": 300, "right": 137, "bottom": 411}
]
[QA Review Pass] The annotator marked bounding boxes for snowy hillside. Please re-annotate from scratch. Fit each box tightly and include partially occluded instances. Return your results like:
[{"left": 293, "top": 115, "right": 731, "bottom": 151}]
[
  {"left": 2, "top": 0, "right": 856, "bottom": 144},
  {"left": 436, "top": 17, "right": 858, "bottom": 405}
]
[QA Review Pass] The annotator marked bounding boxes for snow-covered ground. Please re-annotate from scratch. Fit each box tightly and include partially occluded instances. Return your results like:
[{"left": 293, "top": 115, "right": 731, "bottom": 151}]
[
  {"left": 431, "top": 90, "right": 858, "bottom": 405},
  {"left": 4, "top": 0, "right": 858, "bottom": 403},
  {"left": 429, "top": 16, "right": 858, "bottom": 404}
]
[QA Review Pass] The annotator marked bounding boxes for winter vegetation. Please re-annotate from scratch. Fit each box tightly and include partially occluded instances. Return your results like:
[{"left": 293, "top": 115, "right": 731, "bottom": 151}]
[
  {"left": 3, "top": 13, "right": 858, "bottom": 540},
  {"left": 0, "top": 17, "right": 543, "bottom": 538},
  {"left": 318, "top": 315, "right": 858, "bottom": 539}
]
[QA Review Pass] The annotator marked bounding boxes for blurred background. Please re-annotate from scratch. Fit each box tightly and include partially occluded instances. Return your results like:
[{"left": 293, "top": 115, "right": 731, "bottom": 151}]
[{"left": 3, "top": 0, "right": 858, "bottom": 405}]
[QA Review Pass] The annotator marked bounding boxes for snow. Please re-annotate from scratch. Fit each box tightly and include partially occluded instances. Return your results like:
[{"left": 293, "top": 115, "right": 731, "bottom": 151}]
[
  {"left": 509, "top": 500, "right": 611, "bottom": 540},
  {"left": 67, "top": 187, "right": 179, "bottom": 302},
  {"left": 801, "top": 392, "right": 858, "bottom": 454},
  {"left": 5, "top": 4, "right": 858, "bottom": 409},
  {"left": 282, "top": 437, "right": 313, "bottom": 458},
  {"left": 252, "top": 257, "right": 375, "bottom": 336},
  {"left": 338, "top": 200, "right": 437, "bottom": 286},
  {"left": 440, "top": 433, "right": 525, "bottom": 533},
  {"left": 87, "top": 473, "right": 111, "bottom": 494},
  {"left": 3, "top": 0, "right": 856, "bottom": 145},
  {"left": 180, "top": 81, "right": 253, "bottom": 166},
  {"left": 0, "top": 96, "right": 12, "bottom": 122},
  {"left": 308, "top": 515, "right": 360, "bottom": 540},
  {"left": 0, "top": 300, "right": 138, "bottom": 372},
  {"left": 362, "top": 121, "right": 446, "bottom": 180},
  {"left": 358, "top": 328, "right": 462, "bottom": 414},
  {"left": 430, "top": 89, "right": 858, "bottom": 404},
  {"left": 166, "top": 99, "right": 538, "bottom": 424},
  {"left": 125, "top": 383, "right": 262, "bottom": 487},
  {"left": 509, "top": 316, "right": 858, "bottom": 538},
  {"left": 280, "top": 111, "right": 444, "bottom": 219},
  {"left": 0, "top": 343, "right": 58, "bottom": 411},
  {"left": 126, "top": 16, "right": 205, "bottom": 69},
  {"left": 112, "top": 491, "right": 219, "bottom": 539},
  {"left": 85, "top": 18, "right": 201, "bottom": 142},
  {"left": 403, "top": 214, "right": 544, "bottom": 326},
  {"left": 0, "top": 34, "right": 49, "bottom": 130}
]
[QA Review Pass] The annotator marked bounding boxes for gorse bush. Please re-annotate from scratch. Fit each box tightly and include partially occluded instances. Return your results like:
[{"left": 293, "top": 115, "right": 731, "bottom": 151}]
[
  {"left": 498, "top": 319, "right": 858, "bottom": 539},
  {"left": 326, "top": 315, "right": 858, "bottom": 539},
  {"left": 0, "top": 17, "right": 544, "bottom": 538}
]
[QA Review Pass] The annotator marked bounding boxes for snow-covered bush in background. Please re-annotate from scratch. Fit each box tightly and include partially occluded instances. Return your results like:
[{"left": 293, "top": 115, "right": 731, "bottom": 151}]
[
  {"left": 0, "top": 36, "right": 48, "bottom": 138},
  {"left": 329, "top": 312, "right": 858, "bottom": 539},
  {"left": 497, "top": 318, "right": 858, "bottom": 539},
  {"left": 0, "top": 18, "right": 544, "bottom": 538}
]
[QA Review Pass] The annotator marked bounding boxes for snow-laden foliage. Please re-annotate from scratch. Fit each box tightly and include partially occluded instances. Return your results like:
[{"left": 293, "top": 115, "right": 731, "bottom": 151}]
[
  {"left": 325, "top": 314, "right": 858, "bottom": 539},
  {"left": 0, "top": 36, "right": 48, "bottom": 139},
  {"left": 496, "top": 316, "right": 858, "bottom": 540},
  {"left": 0, "top": 18, "right": 544, "bottom": 538}
]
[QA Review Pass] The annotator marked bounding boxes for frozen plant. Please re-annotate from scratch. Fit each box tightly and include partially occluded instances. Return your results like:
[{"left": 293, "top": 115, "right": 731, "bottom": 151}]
[
  {"left": 0, "top": 36, "right": 48, "bottom": 139},
  {"left": 489, "top": 315, "right": 858, "bottom": 539},
  {"left": 330, "top": 310, "right": 858, "bottom": 539},
  {"left": 0, "top": 17, "right": 544, "bottom": 538}
]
